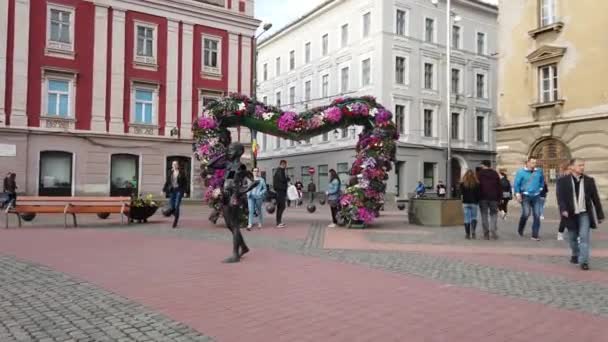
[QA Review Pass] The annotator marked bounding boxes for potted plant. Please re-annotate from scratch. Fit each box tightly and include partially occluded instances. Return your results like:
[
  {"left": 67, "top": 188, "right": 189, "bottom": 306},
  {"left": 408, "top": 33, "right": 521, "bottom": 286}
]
[{"left": 129, "top": 194, "right": 159, "bottom": 223}]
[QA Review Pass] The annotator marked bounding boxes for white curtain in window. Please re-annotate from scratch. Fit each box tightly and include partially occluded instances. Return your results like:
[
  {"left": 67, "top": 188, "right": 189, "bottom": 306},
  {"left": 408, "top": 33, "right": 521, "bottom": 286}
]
[
  {"left": 40, "top": 152, "right": 71, "bottom": 188},
  {"left": 111, "top": 156, "right": 138, "bottom": 188}
]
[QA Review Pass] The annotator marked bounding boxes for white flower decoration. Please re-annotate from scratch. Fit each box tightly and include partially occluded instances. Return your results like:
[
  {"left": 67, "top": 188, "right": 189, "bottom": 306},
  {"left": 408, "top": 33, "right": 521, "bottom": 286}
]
[
  {"left": 238, "top": 102, "right": 246, "bottom": 111},
  {"left": 370, "top": 108, "right": 378, "bottom": 117},
  {"left": 262, "top": 112, "right": 274, "bottom": 121}
]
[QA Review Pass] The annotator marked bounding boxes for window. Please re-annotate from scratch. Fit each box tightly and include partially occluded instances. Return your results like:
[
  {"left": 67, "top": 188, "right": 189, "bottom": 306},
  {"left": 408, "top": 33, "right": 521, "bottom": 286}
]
[
  {"left": 275, "top": 136, "right": 281, "bottom": 148},
  {"left": 305, "top": 80, "right": 311, "bottom": 102},
  {"left": 476, "top": 32, "right": 486, "bottom": 55},
  {"left": 396, "top": 9, "right": 406, "bottom": 36},
  {"left": 201, "top": 91, "right": 222, "bottom": 110},
  {"left": 134, "top": 88, "right": 154, "bottom": 124},
  {"left": 276, "top": 91, "right": 281, "bottom": 107},
  {"left": 425, "top": 18, "right": 435, "bottom": 42},
  {"left": 341, "top": 128, "right": 348, "bottom": 139},
  {"left": 203, "top": 37, "right": 221, "bottom": 75},
  {"left": 476, "top": 73, "right": 486, "bottom": 98},
  {"left": 424, "top": 63, "right": 433, "bottom": 89},
  {"left": 46, "top": 79, "right": 71, "bottom": 117},
  {"left": 289, "top": 50, "right": 295, "bottom": 70},
  {"left": 263, "top": 63, "right": 268, "bottom": 81},
  {"left": 423, "top": 109, "right": 433, "bottom": 137},
  {"left": 275, "top": 57, "right": 281, "bottom": 75},
  {"left": 322, "top": 132, "right": 329, "bottom": 142},
  {"left": 48, "top": 6, "right": 73, "bottom": 52},
  {"left": 451, "top": 68, "right": 460, "bottom": 94},
  {"left": 289, "top": 139, "right": 295, "bottom": 147},
  {"left": 395, "top": 105, "right": 405, "bottom": 134},
  {"left": 539, "top": 64, "right": 558, "bottom": 102},
  {"left": 341, "top": 24, "right": 349, "bottom": 48},
  {"left": 362, "top": 12, "right": 371, "bottom": 38},
  {"left": 423, "top": 163, "right": 435, "bottom": 189},
  {"left": 476, "top": 116, "right": 485, "bottom": 142},
  {"left": 540, "top": 0, "right": 556, "bottom": 27},
  {"left": 318, "top": 165, "right": 328, "bottom": 190},
  {"left": 452, "top": 25, "right": 461, "bottom": 49},
  {"left": 301, "top": 167, "right": 312, "bottom": 188},
  {"left": 305, "top": 42, "right": 311, "bottom": 64},
  {"left": 337, "top": 163, "right": 349, "bottom": 190},
  {"left": 262, "top": 96, "right": 268, "bottom": 104},
  {"left": 395, "top": 57, "right": 406, "bottom": 85},
  {"left": 136, "top": 24, "right": 155, "bottom": 62},
  {"left": 341, "top": 67, "right": 349, "bottom": 93},
  {"left": 362, "top": 58, "right": 371, "bottom": 86},
  {"left": 289, "top": 86, "right": 296, "bottom": 105},
  {"left": 39, "top": 151, "right": 73, "bottom": 197},
  {"left": 322, "top": 34, "right": 329, "bottom": 56},
  {"left": 451, "top": 112, "right": 460, "bottom": 140},
  {"left": 262, "top": 134, "right": 267, "bottom": 151},
  {"left": 322, "top": 74, "right": 329, "bottom": 98},
  {"left": 110, "top": 154, "right": 139, "bottom": 197}
]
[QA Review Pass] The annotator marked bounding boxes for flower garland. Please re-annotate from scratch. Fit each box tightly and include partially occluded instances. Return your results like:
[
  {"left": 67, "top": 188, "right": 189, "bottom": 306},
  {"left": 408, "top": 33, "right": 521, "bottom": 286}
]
[{"left": 193, "top": 94, "right": 398, "bottom": 225}]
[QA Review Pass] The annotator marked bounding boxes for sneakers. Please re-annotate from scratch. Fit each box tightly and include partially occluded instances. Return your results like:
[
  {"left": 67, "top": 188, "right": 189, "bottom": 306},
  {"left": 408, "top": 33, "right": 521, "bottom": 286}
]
[
  {"left": 257, "top": 223, "right": 263, "bottom": 229},
  {"left": 327, "top": 223, "right": 336, "bottom": 228},
  {"left": 570, "top": 256, "right": 578, "bottom": 264},
  {"left": 557, "top": 232, "right": 564, "bottom": 241},
  {"left": 530, "top": 237, "right": 540, "bottom": 241},
  {"left": 581, "top": 263, "right": 590, "bottom": 271},
  {"left": 246, "top": 224, "right": 252, "bottom": 231},
  {"left": 276, "top": 223, "right": 286, "bottom": 228},
  {"left": 540, "top": 215, "right": 545, "bottom": 220}
]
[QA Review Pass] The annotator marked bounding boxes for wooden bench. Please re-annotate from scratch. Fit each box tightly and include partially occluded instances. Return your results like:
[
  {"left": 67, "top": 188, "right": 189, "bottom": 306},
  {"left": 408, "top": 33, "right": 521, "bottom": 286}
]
[{"left": 4, "top": 196, "right": 131, "bottom": 228}]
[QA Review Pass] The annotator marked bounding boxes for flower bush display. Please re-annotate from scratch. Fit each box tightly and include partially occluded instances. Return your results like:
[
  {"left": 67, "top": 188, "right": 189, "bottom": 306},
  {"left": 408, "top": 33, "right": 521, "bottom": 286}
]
[{"left": 193, "top": 93, "right": 398, "bottom": 226}]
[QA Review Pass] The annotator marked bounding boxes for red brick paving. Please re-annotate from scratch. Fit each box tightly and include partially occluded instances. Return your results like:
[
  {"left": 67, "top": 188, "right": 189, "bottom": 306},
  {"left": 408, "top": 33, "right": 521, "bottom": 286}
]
[{"left": 1, "top": 227, "right": 608, "bottom": 341}]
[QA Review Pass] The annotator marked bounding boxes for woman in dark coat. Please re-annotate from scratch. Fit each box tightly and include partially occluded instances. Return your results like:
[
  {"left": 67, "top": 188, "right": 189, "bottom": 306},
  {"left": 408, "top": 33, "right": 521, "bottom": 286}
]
[{"left": 163, "top": 160, "right": 188, "bottom": 228}]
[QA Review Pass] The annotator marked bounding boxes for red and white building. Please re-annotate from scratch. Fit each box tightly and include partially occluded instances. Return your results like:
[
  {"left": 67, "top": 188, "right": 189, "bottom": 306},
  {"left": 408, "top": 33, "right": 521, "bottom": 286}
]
[{"left": 0, "top": 0, "right": 259, "bottom": 199}]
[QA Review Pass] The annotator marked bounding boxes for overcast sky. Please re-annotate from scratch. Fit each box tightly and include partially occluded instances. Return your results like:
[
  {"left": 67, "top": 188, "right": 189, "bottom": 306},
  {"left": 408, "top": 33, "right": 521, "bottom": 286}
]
[{"left": 255, "top": 0, "right": 498, "bottom": 35}]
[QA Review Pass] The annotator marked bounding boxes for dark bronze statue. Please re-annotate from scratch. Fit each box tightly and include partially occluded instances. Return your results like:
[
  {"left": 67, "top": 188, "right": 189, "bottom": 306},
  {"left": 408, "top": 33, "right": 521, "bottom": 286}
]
[{"left": 209, "top": 142, "right": 257, "bottom": 263}]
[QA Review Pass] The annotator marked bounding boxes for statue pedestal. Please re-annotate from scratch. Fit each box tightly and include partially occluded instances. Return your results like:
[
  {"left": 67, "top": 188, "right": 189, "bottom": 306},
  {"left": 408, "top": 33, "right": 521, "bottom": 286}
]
[{"left": 408, "top": 198, "right": 463, "bottom": 227}]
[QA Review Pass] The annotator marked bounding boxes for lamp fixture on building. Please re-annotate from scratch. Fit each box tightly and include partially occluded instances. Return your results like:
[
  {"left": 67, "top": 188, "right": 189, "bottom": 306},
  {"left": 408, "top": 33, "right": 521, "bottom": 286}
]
[
  {"left": 333, "top": 129, "right": 340, "bottom": 140},
  {"left": 350, "top": 126, "right": 356, "bottom": 139},
  {"left": 170, "top": 127, "right": 179, "bottom": 137}
]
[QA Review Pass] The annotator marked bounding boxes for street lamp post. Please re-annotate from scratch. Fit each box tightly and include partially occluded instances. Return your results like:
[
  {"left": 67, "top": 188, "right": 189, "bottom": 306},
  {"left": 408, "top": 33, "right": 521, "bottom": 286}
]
[{"left": 251, "top": 23, "right": 273, "bottom": 168}]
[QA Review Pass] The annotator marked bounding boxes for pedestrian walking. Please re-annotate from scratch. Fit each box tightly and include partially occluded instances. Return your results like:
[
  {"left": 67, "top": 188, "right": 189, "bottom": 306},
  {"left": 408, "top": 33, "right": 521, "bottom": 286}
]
[
  {"left": 460, "top": 170, "right": 481, "bottom": 239},
  {"left": 540, "top": 183, "right": 548, "bottom": 220},
  {"left": 307, "top": 179, "right": 316, "bottom": 203},
  {"left": 326, "top": 169, "right": 342, "bottom": 228},
  {"left": 436, "top": 181, "right": 447, "bottom": 198},
  {"left": 273, "top": 160, "right": 289, "bottom": 228},
  {"left": 247, "top": 167, "right": 267, "bottom": 230},
  {"left": 295, "top": 179, "right": 303, "bottom": 205},
  {"left": 498, "top": 169, "right": 512, "bottom": 220},
  {"left": 287, "top": 181, "right": 300, "bottom": 207},
  {"left": 556, "top": 158, "right": 604, "bottom": 270},
  {"left": 163, "top": 160, "right": 188, "bottom": 228},
  {"left": 556, "top": 162, "right": 571, "bottom": 241},
  {"left": 2, "top": 172, "right": 17, "bottom": 209},
  {"left": 513, "top": 156, "right": 546, "bottom": 241},
  {"left": 478, "top": 160, "right": 502, "bottom": 240}
]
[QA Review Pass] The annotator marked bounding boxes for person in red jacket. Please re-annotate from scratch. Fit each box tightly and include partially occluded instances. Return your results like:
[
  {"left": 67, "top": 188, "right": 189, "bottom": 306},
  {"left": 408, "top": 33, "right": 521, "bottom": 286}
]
[{"left": 478, "top": 160, "right": 502, "bottom": 240}]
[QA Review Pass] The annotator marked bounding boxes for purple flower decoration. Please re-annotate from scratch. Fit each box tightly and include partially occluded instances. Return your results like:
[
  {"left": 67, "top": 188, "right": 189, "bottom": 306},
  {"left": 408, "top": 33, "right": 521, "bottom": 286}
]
[
  {"left": 254, "top": 105, "right": 266, "bottom": 118},
  {"left": 375, "top": 109, "right": 392, "bottom": 124},
  {"left": 198, "top": 116, "right": 217, "bottom": 130},
  {"left": 357, "top": 207, "right": 376, "bottom": 224},
  {"left": 350, "top": 102, "right": 369, "bottom": 117},
  {"left": 324, "top": 107, "right": 342, "bottom": 123},
  {"left": 278, "top": 111, "right": 299, "bottom": 131}
]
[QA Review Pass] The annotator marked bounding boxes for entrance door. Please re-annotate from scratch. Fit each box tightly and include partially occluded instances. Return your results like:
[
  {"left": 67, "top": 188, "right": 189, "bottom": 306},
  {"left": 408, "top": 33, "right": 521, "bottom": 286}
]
[
  {"left": 110, "top": 154, "right": 139, "bottom": 197},
  {"left": 165, "top": 156, "right": 191, "bottom": 198},
  {"left": 531, "top": 138, "right": 571, "bottom": 184},
  {"left": 39, "top": 151, "right": 73, "bottom": 196}
]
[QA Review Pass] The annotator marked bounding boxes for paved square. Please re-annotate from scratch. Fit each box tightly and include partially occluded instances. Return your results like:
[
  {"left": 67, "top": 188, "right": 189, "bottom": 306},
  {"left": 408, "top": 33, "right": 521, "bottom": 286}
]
[{"left": 1, "top": 204, "right": 608, "bottom": 341}]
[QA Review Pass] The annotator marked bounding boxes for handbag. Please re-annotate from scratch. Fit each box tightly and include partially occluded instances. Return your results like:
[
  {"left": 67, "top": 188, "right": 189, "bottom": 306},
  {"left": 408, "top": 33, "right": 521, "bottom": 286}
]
[{"left": 502, "top": 191, "right": 512, "bottom": 199}]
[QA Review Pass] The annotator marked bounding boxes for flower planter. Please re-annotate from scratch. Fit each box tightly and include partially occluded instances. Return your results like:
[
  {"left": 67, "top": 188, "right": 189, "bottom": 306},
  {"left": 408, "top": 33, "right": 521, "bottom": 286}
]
[
  {"left": 348, "top": 220, "right": 366, "bottom": 229},
  {"left": 129, "top": 205, "right": 158, "bottom": 223}
]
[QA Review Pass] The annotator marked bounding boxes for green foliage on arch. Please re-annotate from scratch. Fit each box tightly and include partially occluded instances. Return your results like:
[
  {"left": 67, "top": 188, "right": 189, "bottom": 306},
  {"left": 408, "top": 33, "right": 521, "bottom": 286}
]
[{"left": 193, "top": 94, "right": 399, "bottom": 225}]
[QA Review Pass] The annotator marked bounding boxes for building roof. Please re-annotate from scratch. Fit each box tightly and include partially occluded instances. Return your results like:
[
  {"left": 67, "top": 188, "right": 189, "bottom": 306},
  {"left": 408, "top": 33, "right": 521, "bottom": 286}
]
[{"left": 258, "top": 0, "right": 498, "bottom": 47}]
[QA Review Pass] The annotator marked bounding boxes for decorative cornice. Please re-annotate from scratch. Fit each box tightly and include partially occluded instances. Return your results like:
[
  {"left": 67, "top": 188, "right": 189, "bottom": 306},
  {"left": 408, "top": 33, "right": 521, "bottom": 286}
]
[
  {"left": 528, "top": 22, "right": 565, "bottom": 38},
  {"left": 527, "top": 45, "right": 567, "bottom": 64}
]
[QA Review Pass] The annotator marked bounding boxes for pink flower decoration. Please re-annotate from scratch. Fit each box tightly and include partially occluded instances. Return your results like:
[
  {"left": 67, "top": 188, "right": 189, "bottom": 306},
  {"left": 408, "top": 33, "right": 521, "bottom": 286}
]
[
  {"left": 198, "top": 116, "right": 217, "bottom": 130},
  {"left": 324, "top": 107, "right": 342, "bottom": 123},
  {"left": 278, "top": 111, "right": 299, "bottom": 131},
  {"left": 357, "top": 207, "right": 376, "bottom": 224}
]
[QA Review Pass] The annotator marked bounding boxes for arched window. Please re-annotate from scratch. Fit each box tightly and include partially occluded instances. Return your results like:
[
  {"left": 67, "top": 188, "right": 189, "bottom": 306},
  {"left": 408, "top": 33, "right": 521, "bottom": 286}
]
[
  {"left": 110, "top": 154, "right": 139, "bottom": 197},
  {"left": 39, "top": 151, "right": 73, "bottom": 196},
  {"left": 531, "top": 138, "right": 571, "bottom": 183}
]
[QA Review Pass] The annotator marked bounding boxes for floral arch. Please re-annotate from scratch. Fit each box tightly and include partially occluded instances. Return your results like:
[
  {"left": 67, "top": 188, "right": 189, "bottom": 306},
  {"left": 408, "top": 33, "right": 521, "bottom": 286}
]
[{"left": 193, "top": 94, "right": 399, "bottom": 225}]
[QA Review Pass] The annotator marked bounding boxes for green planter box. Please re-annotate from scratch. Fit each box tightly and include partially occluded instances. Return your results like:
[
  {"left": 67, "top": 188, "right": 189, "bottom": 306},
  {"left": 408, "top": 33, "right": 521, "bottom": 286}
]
[{"left": 408, "top": 198, "right": 463, "bottom": 227}]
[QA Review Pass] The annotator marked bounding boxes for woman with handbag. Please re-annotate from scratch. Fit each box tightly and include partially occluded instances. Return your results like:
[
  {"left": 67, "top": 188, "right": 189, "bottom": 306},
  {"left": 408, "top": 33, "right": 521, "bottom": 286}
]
[
  {"left": 498, "top": 169, "right": 512, "bottom": 220},
  {"left": 163, "top": 160, "right": 188, "bottom": 228},
  {"left": 247, "top": 167, "right": 267, "bottom": 230},
  {"left": 326, "top": 169, "right": 342, "bottom": 228}
]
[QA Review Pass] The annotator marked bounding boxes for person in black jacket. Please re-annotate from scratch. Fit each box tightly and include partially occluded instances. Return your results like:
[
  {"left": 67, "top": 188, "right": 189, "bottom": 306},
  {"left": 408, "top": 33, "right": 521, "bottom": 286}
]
[
  {"left": 478, "top": 160, "right": 502, "bottom": 240},
  {"left": 460, "top": 170, "right": 481, "bottom": 239},
  {"left": 556, "top": 158, "right": 604, "bottom": 270},
  {"left": 498, "top": 169, "right": 512, "bottom": 220},
  {"left": 273, "top": 160, "right": 289, "bottom": 228},
  {"left": 2, "top": 172, "right": 17, "bottom": 209},
  {"left": 163, "top": 160, "right": 189, "bottom": 228}
]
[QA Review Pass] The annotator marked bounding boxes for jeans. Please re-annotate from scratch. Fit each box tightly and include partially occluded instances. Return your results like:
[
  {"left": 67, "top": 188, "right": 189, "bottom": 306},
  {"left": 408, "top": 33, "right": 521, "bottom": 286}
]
[
  {"left": 518, "top": 195, "right": 542, "bottom": 238},
  {"left": 462, "top": 204, "right": 478, "bottom": 224},
  {"left": 539, "top": 197, "right": 546, "bottom": 217},
  {"left": 479, "top": 200, "right": 499, "bottom": 235},
  {"left": 247, "top": 196, "right": 264, "bottom": 226},
  {"left": 568, "top": 213, "right": 591, "bottom": 264},
  {"left": 169, "top": 190, "right": 184, "bottom": 218},
  {"left": 330, "top": 205, "right": 340, "bottom": 224},
  {"left": 2, "top": 193, "right": 16, "bottom": 208},
  {"left": 276, "top": 191, "right": 287, "bottom": 225}
]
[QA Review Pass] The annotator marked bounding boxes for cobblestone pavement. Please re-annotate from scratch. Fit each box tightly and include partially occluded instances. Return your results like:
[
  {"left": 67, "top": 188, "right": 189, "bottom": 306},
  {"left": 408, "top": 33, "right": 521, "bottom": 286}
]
[
  {"left": 0, "top": 256, "right": 213, "bottom": 342},
  {"left": 1, "top": 204, "right": 608, "bottom": 341}
]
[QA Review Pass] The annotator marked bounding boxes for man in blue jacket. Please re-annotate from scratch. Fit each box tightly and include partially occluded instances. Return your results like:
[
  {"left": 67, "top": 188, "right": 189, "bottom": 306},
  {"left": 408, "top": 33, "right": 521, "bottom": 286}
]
[{"left": 513, "top": 156, "right": 546, "bottom": 240}]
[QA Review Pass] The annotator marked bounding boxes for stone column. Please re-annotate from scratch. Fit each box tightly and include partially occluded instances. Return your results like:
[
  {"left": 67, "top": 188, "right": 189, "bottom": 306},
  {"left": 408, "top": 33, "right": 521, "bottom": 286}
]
[
  {"left": 109, "top": 8, "right": 126, "bottom": 133},
  {"left": 227, "top": 32, "right": 239, "bottom": 94},
  {"left": 165, "top": 19, "right": 179, "bottom": 137},
  {"left": 0, "top": 0, "right": 9, "bottom": 124},
  {"left": 91, "top": 5, "right": 109, "bottom": 132},
  {"left": 10, "top": 0, "right": 30, "bottom": 127},
  {"left": 180, "top": 22, "right": 194, "bottom": 139}
]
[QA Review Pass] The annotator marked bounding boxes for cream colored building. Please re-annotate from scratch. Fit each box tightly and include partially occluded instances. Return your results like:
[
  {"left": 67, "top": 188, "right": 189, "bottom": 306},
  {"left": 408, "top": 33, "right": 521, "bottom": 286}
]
[{"left": 496, "top": 0, "right": 608, "bottom": 199}]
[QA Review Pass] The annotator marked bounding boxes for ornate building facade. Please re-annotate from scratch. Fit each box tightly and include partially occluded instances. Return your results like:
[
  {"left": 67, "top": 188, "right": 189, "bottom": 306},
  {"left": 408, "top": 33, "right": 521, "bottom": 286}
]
[
  {"left": 496, "top": 0, "right": 608, "bottom": 199},
  {"left": 0, "top": 0, "right": 258, "bottom": 199}
]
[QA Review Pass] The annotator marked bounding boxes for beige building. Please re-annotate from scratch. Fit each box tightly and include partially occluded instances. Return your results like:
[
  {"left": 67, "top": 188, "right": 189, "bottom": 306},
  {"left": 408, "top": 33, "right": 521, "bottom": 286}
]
[{"left": 496, "top": 0, "right": 608, "bottom": 199}]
